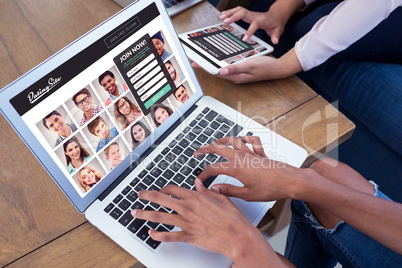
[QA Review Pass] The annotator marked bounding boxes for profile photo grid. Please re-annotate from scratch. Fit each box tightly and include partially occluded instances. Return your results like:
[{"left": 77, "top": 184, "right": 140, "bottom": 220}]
[{"left": 36, "top": 29, "right": 196, "bottom": 196}]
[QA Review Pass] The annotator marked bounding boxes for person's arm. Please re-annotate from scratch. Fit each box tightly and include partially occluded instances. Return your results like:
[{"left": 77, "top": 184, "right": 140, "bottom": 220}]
[
  {"left": 195, "top": 137, "right": 402, "bottom": 255},
  {"left": 294, "top": 174, "right": 402, "bottom": 255},
  {"left": 295, "top": 0, "right": 401, "bottom": 71}
]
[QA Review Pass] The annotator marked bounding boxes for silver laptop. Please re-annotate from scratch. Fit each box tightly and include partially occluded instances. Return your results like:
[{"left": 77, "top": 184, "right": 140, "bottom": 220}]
[
  {"left": 0, "top": 1, "right": 307, "bottom": 267},
  {"left": 114, "top": 0, "right": 204, "bottom": 17}
]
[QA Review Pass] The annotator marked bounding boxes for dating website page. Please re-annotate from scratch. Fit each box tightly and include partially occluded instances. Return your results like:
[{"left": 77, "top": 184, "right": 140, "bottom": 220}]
[{"left": 10, "top": 3, "right": 197, "bottom": 197}]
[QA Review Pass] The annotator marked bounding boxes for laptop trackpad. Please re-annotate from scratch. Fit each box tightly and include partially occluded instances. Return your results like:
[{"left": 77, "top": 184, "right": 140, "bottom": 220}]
[{"left": 215, "top": 176, "right": 270, "bottom": 225}]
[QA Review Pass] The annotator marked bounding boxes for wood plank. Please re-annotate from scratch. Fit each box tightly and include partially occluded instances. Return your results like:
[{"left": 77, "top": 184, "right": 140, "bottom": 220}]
[
  {"left": 0, "top": 0, "right": 50, "bottom": 86},
  {"left": 173, "top": 1, "right": 222, "bottom": 34},
  {"left": 0, "top": 114, "right": 87, "bottom": 266},
  {"left": 0, "top": 0, "right": 122, "bottom": 89},
  {"left": 266, "top": 95, "right": 355, "bottom": 167},
  {"left": 0, "top": 0, "right": 121, "bottom": 266},
  {"left": 196, "top": 71, "right": 317, "bottom": 125},
  {"left": 7, "top": 222, "right": 137, "bottom": 268}
]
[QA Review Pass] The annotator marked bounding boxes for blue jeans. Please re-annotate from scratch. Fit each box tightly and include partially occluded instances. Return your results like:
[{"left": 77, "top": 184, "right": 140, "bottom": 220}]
[
  {"left": 285, "top": 182, "right": 402, "bottom": 267},
  {"left": 306, "top": 60, "right": 402, "bottom": 202}
]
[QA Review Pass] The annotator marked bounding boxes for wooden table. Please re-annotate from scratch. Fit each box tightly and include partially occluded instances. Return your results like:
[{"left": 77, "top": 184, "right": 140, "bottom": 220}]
[{"left": 0, "top": 0, "right": 354, "bottom": 267}]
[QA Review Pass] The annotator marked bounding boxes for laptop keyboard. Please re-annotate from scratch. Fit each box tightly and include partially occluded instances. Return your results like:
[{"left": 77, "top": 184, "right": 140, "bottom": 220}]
[
  {"left": 104, "top": 107, "right": 247, "bottom": 250},
  {"left": 162, "top": 0, "right": 184, "bottom": 8}
]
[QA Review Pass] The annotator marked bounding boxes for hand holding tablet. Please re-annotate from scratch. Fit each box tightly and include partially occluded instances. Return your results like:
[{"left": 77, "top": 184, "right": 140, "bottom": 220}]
[{"left": 179, "top": 23, "right": 273, "bottom": 75}]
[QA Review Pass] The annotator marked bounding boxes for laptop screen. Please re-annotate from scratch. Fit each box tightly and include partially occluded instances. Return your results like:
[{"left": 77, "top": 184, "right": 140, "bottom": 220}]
[{"left": 3, "top": 1, "right": 202, "bottom": 211}]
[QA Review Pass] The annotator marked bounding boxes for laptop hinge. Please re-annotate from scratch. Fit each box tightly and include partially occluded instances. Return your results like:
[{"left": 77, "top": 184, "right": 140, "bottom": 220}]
[{"left": 98, "top": 104, "right": 198, "bottom": 201}]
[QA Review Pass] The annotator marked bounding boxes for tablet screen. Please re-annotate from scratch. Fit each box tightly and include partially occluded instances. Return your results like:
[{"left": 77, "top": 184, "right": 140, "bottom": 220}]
[{"left": 180, "top": 23, "right": 273, "bottom": 70}]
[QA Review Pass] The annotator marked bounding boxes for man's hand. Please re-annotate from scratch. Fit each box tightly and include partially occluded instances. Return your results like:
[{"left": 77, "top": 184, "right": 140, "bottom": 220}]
[
  {"left": 131, "top": 182, "right": 282, "bottom": 267},
  {"left": 195, "top": 136, "right": 305, "bottom": 202}
]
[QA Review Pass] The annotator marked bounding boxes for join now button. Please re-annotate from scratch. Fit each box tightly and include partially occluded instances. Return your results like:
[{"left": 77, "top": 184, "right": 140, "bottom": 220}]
[{"left": 144, "top": 84, "right": 171, "bottom": 109}]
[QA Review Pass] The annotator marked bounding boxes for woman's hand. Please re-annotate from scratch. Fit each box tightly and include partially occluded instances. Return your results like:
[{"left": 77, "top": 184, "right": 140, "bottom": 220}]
[
  {"left": 191, "top": 47, "right": 302, "bottom": 84},
  {"left": 215, "top": 55, "right": 281, "bottom": 84},
  {"left": 192, "top": 56, "right": 280, "bottom": 84},
  {"left": 132, "top": 182, "right": 283, "bottom": 267},
  {"left": 220, "top": 0, "right": 306, "bottom": 44},
  {"left": 195, "top": 136, "right": 306, "bottom": 202},
  {"left": 220, "top": 6, "right": 286, "bottom": 44}
]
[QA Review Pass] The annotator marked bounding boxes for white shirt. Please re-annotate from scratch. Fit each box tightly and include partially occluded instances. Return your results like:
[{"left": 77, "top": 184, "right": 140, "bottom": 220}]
[{"left": 295, "top": 0, "right": 402, "bottom": 71}]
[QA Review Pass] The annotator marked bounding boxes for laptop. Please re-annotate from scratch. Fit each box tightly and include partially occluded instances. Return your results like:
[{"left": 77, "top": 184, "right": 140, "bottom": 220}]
[
  {"left": 114, "top": 0, "right": 204, "bottom": 17},
  {"left": 0, "top": 1, "right": 307, "bottom": 267}
]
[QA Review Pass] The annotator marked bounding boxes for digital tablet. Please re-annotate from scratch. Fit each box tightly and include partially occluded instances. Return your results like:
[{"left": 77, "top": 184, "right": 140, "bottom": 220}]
[{"left": 179, "top": 23, "right": 274, "bottom": 74}]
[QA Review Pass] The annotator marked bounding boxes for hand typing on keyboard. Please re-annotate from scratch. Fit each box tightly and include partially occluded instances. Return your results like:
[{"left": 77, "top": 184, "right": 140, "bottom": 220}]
[
  {"left": 131, "top": 136, "right": 292, "bottom": 267},
  {"left": 131, "top": 175, "right": 282, "bottom": 267},
  {"left": 195, "top": 136, "right": 299, "bottom": 202},
  {"left": 105, "top": 108, "right": 246, "bottom": 250}
]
